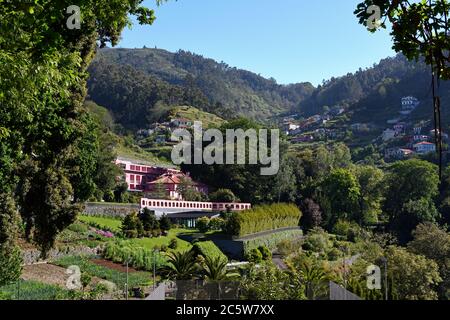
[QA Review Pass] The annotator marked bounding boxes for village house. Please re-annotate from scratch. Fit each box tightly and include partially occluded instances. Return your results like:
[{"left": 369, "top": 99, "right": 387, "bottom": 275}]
[
  {"left": 385, "top": 147, "right": 415, "bottom": 160},
  {"left": 171, "top": 118, "right": 193, "bottom": 128},
  {"left": 147, "top": 172, "right": 208, "bottom": 200},
  {"left": 382, "top": 128, "right": 397, "bottom": 142},
  {"left": 413, "top": 141, "right": 436, "bottom": 154},
  {"left": 399, "top": 96, "right": 420, "bottom": 115}
]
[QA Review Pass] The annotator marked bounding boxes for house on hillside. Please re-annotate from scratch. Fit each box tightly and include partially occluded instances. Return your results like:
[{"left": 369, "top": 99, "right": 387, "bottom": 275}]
[
  {"left": 147, "top": 173, "right": 208, "bottom": 200},
  {"left": 171, "top": 118, "right": 193, "bottom": 128},
  {"left": 385, "top": 147, "right": 414, "bottom": 160},
  {"left": 413, "top": 142, "right": 436, "bottom": 154},
  {"left": 382, "top": 128, "right": 396, "bottom": 142},
  {"left": 400, "top": 96, "right": 420, "bottom": 115}
]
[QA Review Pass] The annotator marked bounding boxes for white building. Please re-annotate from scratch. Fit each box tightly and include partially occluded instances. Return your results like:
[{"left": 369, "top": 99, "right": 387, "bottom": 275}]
[
  {"left": 382, "top": 129, "right": 396, "bottom": 142},
  {"left": 413, "top": 142, "right": 436, "bottom": 154}
]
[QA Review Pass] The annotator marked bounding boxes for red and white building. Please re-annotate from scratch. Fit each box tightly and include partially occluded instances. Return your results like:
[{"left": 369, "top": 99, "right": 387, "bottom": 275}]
[{"left": 115, "top": 159, "right": 208, "bottom": 200}]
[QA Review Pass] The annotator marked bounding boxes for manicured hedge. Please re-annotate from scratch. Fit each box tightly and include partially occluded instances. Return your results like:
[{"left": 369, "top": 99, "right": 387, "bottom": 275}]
[
  {"left": 226, "top": 203, "right": 302, "bottom": 237},
  {"left": 242, "top": 229, "right": 303, "bottom": 256},
  {"left": 191, "top": 241, "right": 228, "bottom": 262}
]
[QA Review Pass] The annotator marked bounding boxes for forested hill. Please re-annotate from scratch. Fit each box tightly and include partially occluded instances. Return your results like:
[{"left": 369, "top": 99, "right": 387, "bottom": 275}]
[
  {"left": 87, "top": 48, "right": 315, "bottom": 127},
  {"left": 298, "top": 55, "right": 450, "bottom": 125}
]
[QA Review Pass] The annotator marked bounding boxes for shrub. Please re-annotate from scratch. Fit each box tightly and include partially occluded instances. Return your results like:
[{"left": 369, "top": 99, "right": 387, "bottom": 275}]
[
  {"left": 327, "top": 248, "right": 341, "bottom": 261},
  {"left": 276, "top": 239, "right": 303, "bottom": 257},
  {"left": 303, "top": 228, "right": 332, "bottom": 254},
  {"left": 258, "top": 246, "right": 272, "bottom": 261},
  {"left": 191, "top": 241, "right": 227, "bottom": 262},
  {"left": 196, "top": 217, "right": 210, "bottom": 233},
  {"left": 209, "top": 189, "right": 238, "bottom": 203},
  {"left": 159, "top": 214, "right": 172, "bottom": 231},
  {"left": 243, "top": 229, "right": 303, "bottom": 257},
  {"left": 246, "top": 248, "right": 263, "bottom": 263},
  {"left": 121, "top": 213, "right": 144, "bottom": 238},
  {"left": 209, "top": 217, "right": 225, "bottom": 231},
  {"left": 169, "top": 238, "right": 178, "bottom": 250},
  {"left": 226, "top": 203, "right": 302, "bottom": 237},
  {"left": 332, "top": 220, "right": 364, "bottom": 242}
]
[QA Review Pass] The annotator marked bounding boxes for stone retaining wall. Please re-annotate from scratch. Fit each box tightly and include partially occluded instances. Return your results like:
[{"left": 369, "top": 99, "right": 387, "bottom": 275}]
[
  {"left": 22, "top": 246, "right": 101, "bottom": 265},
  {"left": 83, "top": 202, "right": 140, "bottom": 218}
]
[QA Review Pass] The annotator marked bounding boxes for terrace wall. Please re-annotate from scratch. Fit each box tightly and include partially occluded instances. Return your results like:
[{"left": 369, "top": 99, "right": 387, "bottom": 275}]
[{"left": 83, "top": 202, "right": 140, "bottom": 218}]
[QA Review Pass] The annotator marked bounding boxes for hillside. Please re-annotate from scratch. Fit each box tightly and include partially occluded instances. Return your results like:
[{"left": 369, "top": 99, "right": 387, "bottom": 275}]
[
  {"left": 168, "top": 106, "right": 225, "bottom": 128},
  {"left": 85, "top": 101, "right": 173, "bottom": 167},
  {"left": 297, "top": 55, "right": 450, "bottom": 126},
  {"left": 87, "top": 48, "right": 315, "bottom": 125}
]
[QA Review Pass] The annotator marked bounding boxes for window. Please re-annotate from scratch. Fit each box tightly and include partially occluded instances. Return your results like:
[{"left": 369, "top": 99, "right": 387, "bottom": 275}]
[
  {"left": 130, "top": 175, "right": 135, "bottom": 182},
  {"left": 130, "top": 184, "right": 135, "bottom": 190},
  {"left": 136, "top": 166, "right": 141, "bottom": 171},
  {"left": 136, "top": 176, "right": 141, "bottom": 183},
  {"left": 130, "top": 165, "right": 136, "bottom": 170}
]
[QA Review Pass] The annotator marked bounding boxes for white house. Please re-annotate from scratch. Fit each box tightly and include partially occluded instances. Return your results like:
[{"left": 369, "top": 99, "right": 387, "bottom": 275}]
[
  {"left": 382, "top": 129, "right": 396, "bottom": 142},
  {"left": 413, "top": 142, "right": 436, "bottom": 154}
]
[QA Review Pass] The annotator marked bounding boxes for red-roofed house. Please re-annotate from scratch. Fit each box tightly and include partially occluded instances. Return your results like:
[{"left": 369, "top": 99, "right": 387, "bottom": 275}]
[{"left": 148, "top": 173, "right": 208, "bottom": 200}]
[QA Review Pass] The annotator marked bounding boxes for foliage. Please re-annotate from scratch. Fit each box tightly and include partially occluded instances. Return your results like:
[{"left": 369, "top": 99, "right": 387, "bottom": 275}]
[
  {"left": 301, "top": 198, "right": 323, "bottom": 231},
  {"left": 0, "top": 0, "right": 161, "bottom": 256},
  {"left": 208, "top": 189, "right": 238, "bottom": 203},
  {"left": 159, "top": 214, "right": 172, "bottom": 232},
  {"left": 88, "top": 48, "right": 315, "bottom": 125},
  {"left": 169, "top": 238, "right": 178, "bottom": 250},
  {"left": 54, "top": 255, "right": 154, "bottom": 289},
  {"left": 383, "top": 159, "right": 440, "bottom": 243},
  {"left": 121, "top": 213, "right": 144, "bottom": 238},
  {"left": 209, "top": 217, "right": 226, "bottom": 231},
  {"left": 242, "top": 229, "right": 304, "bottom": 256},
  {"left": 0, "top": 194, "right": 22, "bottom": 286},
  {"left": 258, "top": 246, "right": 272, "bottom": 261},
  {"left": 196, "top": 217, "right": 210, "bottom": 233},
  {"left": 201, "top": 256, "right": 239, "bottom": 281},
  {"left": 139, "top": 208, "right": 159, "bottom": 233},
  {"left": 408, "top": 223, "right": 450, "bottom": 299},
  {"left": 102, "top": 240, "right": 166, "bottom": 271},
  {"left": 191, "top": 241, "right": 228, "bottom": 263},
  {"left": 0, "top": 280, "right": 72, "bottom": 300},
  {"left": 240, "top": 263, "right": 306, "bottom": 300},
  {"left": 226, "top": 203, "right": 302, "bottom": 237},
  {"left": 162, "top": 250, "right": 199, "bottom": 281},
  {"left": 320, "top": 169, "right": 361, "bottom": 228},
  {"left": 246, "top": 248, "right": 263, "bottom": 264},
  {"left": 385, "top": 246, "right": 442, "bottom": 300}
]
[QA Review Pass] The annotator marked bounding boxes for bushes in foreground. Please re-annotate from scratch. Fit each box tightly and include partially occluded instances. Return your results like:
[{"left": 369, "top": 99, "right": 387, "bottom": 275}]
[{"left": 226, "top": 203, "right": 302, "bottom": 237}]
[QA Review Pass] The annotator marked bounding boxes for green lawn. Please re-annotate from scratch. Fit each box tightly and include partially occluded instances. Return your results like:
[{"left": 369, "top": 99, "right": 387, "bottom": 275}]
[
  {"left": 78, "top": 215, "right": 122, "bottom": 232},
  {"left": 130, "top": 228, "right": 197, "bottom": 252},
  {"left": 0, "top": 280, "right": 72, "bottom": 300}
]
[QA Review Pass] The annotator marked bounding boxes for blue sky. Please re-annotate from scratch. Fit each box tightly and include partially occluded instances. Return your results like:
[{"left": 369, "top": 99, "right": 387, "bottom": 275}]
[{"left": 118, "top": 0, "right": 395, "bottom": 86}]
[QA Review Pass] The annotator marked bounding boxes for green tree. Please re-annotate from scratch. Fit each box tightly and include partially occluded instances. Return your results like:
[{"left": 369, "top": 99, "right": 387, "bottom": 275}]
[
  {"left": 208, "top": 189, "right": 238, "bottom": 203},
  {"left": 352, "top": 165, "right": 385, "bottom": 225},
  {"left": 386, "top": 246, "right": 442, "bottom": 300},
  {"left": 321, "top": 169, "right": 361, "bottom": 228},
  {"left": 159, "top": 214, "right": 172, "bottom": 232},
  {"left": 408, "top": 223, "right": 450, "bottom": 299},
  {"left": 0, "top": 0, "right": 162, "bottom": 256},
  {"left": 383, "top": 160, "right": 440, "bottom": 243},
  {"left": 0, "top": 194, "right": 22, "bottom": 286},
  {"left": 196, "top": 217, "right": 210, "bottom": 233}
]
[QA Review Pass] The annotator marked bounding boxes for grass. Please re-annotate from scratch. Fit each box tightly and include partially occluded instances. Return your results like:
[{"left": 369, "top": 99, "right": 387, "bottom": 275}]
[
  {"left": 78, "top": 215, "right": 122, "bottom": 232},
  {"left": 169, "top": 106, "right": 225, "bottom": 128},
  {"left": 130, "top": 228, "right": 197, "bottom": 252},
  {"left": 0, "top": 280, "right": 72, "bottom": 300},
  {"left": 53, "top": 255, "right": 153, "bottom": 289}
]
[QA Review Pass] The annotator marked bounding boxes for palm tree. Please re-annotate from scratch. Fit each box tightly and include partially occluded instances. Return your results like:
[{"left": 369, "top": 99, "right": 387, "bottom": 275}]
[
  {"left": 162, "top": 250, "right": 199, "bottom": 300},
  {"left": 296, "top": 261, "right": 329, "bottom": 300},
  {"left": 201, "top": 256, "right": 239, "bottom": 300}
]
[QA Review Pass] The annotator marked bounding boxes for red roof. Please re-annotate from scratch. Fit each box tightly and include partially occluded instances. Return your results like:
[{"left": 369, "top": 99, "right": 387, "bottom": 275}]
[{"left": 415, "top": 142, "right": 434, "bottom": 145}]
